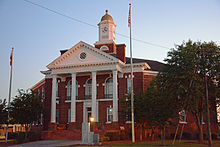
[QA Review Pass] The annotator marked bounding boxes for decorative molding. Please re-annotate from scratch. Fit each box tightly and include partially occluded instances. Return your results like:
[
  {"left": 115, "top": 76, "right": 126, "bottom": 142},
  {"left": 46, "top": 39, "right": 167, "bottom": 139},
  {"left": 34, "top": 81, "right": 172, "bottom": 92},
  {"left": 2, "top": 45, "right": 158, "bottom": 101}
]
[{"left": 47, "top": 41, "right": 124, "bottom": 70}]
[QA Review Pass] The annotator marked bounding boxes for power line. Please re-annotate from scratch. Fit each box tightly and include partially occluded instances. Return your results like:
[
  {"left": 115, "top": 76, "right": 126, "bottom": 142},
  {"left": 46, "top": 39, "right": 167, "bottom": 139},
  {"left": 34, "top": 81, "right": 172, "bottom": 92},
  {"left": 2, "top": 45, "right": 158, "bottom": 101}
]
[{"left": 23, "top": 0, "right": 170, "bottom": 49}]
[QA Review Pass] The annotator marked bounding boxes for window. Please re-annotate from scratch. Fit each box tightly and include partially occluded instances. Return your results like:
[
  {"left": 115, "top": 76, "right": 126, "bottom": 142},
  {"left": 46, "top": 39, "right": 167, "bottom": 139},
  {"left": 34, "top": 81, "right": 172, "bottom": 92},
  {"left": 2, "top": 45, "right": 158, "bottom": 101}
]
[
  {"left": 68, "top": 109, "right": 71, "bottom": 122},
  {"left": 105, "top": 77, "right": 113, "bottom": 99},
  {"left": 42, "top": 87, "right": 45, "bottom": 99},
  {"left": 217, "top": 105, "right": 220, "bottom": 123},
  {"left": 79, "top": 52, "right": 87, "bottom": 60},
  {"left": 66, "top": 81, "right": 78, "bottom": 100},
  {"left": 40, "top": 113, "right": 43, "bottom": 125},
  {"left": 56, "top": 109, "right": 59, "bottom": 124},
  {"left": 127, "top": 77, "right": 132, "bottom": 94},
  {"left": 179, "top": 110, "right": 187, "bottom": 123},
  {"left": 107, "top": 107, "right": 113, "bottom": 122},
  {"left": 85, "top": 79, "right": 92, "bottom": 99},
  {"left": 38, "top": 89, "right": 40, "bottom": 97},
  {"left": 100, "top": 45, "right": 109, "bottom": 51}
]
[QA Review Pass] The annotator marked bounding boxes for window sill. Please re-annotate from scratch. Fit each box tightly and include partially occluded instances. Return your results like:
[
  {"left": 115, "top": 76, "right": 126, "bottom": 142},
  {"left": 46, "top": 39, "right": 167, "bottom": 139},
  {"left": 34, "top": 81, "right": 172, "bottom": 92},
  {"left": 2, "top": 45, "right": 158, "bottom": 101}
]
[
  {"left": 106, "top": 121, "right": 112, "bottom": 124},
  {"left": 179, "top": 121, "right": 187, "bottom": 124},
  {"left": 126, "top": 121, "right": 132, "bottom": 124}
]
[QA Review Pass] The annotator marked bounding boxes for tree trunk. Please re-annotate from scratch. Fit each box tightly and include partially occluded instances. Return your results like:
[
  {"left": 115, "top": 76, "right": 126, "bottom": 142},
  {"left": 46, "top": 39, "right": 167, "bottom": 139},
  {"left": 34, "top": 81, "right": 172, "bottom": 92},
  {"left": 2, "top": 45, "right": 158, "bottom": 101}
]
[
  {"left": 151, "top": 127, "right": 155, "bottom": 141},
  {"left": 140, "top": 126, "right": 143, "bottom": 141},
  {"left": 25, "top": 124, "right": 28, "bottom": 141},
  {"left": 195, "top": 114, "right": 203, "bottom": 143},
  {"left": 161, "top": 126, "right": 165, "bottom": 146}
]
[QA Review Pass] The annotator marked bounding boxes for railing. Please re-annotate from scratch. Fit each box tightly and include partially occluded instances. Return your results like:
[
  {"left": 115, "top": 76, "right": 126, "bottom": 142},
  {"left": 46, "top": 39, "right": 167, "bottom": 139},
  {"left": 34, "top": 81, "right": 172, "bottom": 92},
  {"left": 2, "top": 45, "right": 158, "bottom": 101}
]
[
  {"left": 104, "top": 94, "right": 113, "bottom": 99},
  {"left": 66, "top": 96, "right": 78, "bottom": 100}
]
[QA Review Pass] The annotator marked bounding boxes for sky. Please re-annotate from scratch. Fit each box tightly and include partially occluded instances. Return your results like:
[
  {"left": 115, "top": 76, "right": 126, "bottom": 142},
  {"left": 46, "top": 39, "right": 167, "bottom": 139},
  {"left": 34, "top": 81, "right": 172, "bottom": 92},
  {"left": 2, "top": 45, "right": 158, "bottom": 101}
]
[{"left": 0, "top": 0, "right": 220, "bottom": 101}]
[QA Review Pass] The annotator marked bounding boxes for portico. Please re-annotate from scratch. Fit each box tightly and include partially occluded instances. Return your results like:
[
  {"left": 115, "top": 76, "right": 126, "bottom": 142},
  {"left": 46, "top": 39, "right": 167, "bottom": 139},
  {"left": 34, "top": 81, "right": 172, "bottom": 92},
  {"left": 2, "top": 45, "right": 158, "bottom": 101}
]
[{"left": 47, "top": 45, "right": 122, "bottom": 127}]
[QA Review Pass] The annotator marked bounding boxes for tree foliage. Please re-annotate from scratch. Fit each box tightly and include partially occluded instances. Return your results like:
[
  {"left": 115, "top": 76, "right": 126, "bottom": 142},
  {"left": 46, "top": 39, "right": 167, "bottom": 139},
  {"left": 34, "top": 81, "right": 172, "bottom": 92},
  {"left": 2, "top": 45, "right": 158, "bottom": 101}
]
[
  {"left": 0, "top": 99, "right": 7, "bottom": 124},
  {"left": 10, "top": 89, "right": 43, "bottom": 127},
  {"left": 164, "top": 40, "right": 220, "bottom": 142}
]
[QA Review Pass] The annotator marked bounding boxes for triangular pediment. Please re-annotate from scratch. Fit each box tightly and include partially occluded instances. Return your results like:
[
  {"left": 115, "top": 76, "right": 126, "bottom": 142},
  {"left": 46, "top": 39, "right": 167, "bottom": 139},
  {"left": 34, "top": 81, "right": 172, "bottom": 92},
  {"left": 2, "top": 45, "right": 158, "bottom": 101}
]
[{"left": 47, "top": 41, "right": 121, "bottom": 69}]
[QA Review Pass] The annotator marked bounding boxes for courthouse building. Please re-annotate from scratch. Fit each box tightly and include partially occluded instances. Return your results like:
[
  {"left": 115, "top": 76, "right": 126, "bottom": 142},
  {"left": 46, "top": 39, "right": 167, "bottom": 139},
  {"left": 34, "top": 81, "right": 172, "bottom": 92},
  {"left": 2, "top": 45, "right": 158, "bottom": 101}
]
[{"left": 31, "top": 10, "right": 164, "bottom": 140}]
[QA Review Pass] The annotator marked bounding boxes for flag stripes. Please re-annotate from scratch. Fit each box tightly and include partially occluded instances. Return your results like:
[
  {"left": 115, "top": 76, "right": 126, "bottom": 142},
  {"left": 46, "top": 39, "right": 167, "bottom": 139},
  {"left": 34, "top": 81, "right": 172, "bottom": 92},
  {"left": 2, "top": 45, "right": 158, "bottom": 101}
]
[{"left": 128, "top": 3, "right": 131, "bottom": 27}]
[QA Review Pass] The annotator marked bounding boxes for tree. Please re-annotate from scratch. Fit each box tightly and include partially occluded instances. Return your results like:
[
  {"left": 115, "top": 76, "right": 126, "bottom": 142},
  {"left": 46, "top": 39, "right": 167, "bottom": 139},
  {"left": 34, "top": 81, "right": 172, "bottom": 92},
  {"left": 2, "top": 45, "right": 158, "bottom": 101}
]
[
  {"left": 10, "top": 89, "right": 43, "bottom": 139},
  {"left": 164, "top": 40, "right": 220, "bottom": 144},
  {"left": 143, "top": 77, "right": 179, "bottom": 145},
  {"left": 0, "top": 99, "right": 7, "bottom": 125},
  {"left": 120, "top": 76, "right": 179, "bottom": 145}
]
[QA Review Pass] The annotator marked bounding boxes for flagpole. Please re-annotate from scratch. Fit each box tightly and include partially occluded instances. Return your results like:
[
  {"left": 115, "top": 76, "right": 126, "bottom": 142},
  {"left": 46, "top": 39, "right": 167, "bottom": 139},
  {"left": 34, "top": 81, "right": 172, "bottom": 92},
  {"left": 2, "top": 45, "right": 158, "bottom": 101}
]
[
  {"left": 5, "top": 47, "right": 14, "bottom": 143},
  {"left": 129, "top": 3, "right": 135, "bottom": 143}
]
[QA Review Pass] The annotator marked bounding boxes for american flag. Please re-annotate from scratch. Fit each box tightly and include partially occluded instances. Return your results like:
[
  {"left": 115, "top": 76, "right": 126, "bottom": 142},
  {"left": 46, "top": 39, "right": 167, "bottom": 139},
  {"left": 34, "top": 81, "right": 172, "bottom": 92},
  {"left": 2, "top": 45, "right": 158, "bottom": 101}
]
[
  {"left": 128, "top": 3, "right": 131, "bottom": 27},
  {"left": 10, "top": 48, "right": 14, "bottom": 66}
]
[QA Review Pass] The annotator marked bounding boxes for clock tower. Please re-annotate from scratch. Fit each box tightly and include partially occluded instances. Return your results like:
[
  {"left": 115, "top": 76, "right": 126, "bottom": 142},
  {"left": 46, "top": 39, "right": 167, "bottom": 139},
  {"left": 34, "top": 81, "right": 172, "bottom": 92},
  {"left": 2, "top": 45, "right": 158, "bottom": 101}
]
[{"left": 95, "top": 10, "right": 117, "bottom": 54}]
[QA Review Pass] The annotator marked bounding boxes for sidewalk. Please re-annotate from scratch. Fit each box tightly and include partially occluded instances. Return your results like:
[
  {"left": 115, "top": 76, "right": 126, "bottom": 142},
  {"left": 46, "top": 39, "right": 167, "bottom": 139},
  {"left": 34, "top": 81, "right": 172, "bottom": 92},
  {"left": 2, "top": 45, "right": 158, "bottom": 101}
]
[{"left": 9, "top": 140, "right": 81, "bottom": 147}]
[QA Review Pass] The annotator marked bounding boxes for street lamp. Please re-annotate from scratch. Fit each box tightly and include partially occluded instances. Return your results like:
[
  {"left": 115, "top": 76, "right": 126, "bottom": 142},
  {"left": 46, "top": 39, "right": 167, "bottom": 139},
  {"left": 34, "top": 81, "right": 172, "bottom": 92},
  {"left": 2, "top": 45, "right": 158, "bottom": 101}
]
[{"left": 89, "top": 117, "right": 94, "bottom": 131}]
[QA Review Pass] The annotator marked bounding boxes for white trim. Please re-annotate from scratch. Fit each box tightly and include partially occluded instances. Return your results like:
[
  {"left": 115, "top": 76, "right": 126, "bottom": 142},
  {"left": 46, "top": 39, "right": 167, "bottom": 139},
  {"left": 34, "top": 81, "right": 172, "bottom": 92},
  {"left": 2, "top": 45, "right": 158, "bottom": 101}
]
[
  {"left": 65, "top": 99, "right": 113, "bottom": 103},
  {"left": 47, "top": 41, "right": 123, "bottom": 69}
]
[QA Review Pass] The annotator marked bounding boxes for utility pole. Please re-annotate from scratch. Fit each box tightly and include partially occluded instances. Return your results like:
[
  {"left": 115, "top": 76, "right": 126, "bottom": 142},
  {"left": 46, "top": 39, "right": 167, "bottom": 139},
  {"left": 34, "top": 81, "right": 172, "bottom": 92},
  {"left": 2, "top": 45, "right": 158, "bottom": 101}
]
[{"left": 202, "top": 47, "right": 212, "bottom": 147}]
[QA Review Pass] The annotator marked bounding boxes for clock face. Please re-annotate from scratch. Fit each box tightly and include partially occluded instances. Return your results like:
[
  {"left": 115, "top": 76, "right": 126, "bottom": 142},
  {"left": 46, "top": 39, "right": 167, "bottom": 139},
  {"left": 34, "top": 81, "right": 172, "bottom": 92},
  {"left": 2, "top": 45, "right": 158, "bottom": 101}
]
[{"left": 102, "top": 26, "right": 108, "bottom": 33}]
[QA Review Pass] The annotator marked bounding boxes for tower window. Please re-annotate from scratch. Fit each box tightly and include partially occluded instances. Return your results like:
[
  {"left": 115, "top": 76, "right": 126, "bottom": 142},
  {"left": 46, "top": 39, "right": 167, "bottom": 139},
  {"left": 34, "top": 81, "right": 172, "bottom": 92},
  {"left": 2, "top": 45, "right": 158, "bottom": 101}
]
[{"left": 100, "top": 45, "right": 109, "bottom": 51}]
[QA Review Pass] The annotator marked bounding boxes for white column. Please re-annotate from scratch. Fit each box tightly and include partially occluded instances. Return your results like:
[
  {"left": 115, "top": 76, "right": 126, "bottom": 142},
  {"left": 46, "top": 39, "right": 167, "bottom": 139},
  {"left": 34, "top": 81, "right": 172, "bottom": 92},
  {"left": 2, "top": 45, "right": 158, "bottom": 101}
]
[
  {"left": 51, "top": 75, "right": 57, "bottom": 123},
  {"left": 71, "top": 73, "right": 76, "bottom": 122},
  {"left": 113, "top": 70, "right": 118, "bottom": 122},
  {"left": 83, "top": 102, "right": 86, "bottom": 123},
  {"left": 91, "top": 71, "right": 98, "bottom": 122}
]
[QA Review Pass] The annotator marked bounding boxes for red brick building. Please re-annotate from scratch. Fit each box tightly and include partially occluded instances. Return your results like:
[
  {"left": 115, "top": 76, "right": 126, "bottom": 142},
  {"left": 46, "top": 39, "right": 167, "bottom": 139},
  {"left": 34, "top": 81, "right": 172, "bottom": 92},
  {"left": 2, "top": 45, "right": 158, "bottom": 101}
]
[
  {"left": 31, "top": 10, "right": 219, "bottom": 140},
  {"left": 30, "top": 10, "right": 164, "bottom": 140}
]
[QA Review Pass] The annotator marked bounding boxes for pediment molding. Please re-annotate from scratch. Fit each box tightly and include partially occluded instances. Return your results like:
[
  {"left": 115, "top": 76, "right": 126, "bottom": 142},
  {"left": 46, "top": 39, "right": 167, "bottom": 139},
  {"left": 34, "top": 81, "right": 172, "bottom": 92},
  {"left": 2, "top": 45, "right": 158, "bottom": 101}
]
[{"left": 47, "top": 41, "right": 123, "bottom": 69}]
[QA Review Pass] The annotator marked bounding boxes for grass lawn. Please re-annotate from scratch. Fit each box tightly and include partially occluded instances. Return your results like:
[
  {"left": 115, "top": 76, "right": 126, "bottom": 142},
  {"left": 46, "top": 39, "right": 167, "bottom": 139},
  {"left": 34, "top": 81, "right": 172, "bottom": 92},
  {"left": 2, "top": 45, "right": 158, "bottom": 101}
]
[{"left": 76, "top": 140, "right": 220, "bottom": 147}]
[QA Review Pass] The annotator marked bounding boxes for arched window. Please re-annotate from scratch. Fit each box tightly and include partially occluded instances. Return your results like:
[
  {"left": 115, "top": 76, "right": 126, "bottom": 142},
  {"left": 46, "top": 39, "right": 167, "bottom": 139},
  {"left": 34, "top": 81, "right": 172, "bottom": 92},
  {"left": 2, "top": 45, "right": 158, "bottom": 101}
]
[
  {"left": 66, "top": 80, "right": 78, "bottom": 100},
  {"left": 85, "top": 79, "right": 92, "bottom": 99},
  {"left": 105, "top": 77, "right": 113, "bottom": 99}
]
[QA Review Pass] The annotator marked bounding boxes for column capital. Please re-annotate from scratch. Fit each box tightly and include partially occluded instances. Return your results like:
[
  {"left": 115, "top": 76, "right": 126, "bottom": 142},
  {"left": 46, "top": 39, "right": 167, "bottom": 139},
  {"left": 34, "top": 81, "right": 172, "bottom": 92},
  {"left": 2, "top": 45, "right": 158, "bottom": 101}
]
[
  {"left": 71, "top": 72, "right": 77, "bottom": 75},
  {"left": 91, "top": 71, "right": 97, "bottom": 75},
  {"left": 51, "top": 74, "right": 57, "bottom": 78}
]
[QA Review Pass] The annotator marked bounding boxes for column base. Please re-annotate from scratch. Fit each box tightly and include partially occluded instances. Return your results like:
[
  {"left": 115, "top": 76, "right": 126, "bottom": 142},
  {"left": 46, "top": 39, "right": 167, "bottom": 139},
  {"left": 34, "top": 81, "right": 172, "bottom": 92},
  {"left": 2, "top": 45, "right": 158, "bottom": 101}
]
[
  {"left": 48, "top": 123, "right": 57, "bottom": 131},
  {"left": 67, "top": 122, "right": 77, "bottom": 130}
]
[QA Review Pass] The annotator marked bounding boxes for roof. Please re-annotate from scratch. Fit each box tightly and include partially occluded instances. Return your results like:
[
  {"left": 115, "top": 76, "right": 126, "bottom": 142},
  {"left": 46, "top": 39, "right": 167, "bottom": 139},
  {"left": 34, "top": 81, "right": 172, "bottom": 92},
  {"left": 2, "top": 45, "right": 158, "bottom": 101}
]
[
  {"left": 126, "top": 57, "right": 165, "bottom": 71},
  {"left": 101, "top": 10, "right": 114, "bottom": 22},
  {"left": 30, "top": 79, "right": 45, "bottom": 91}
]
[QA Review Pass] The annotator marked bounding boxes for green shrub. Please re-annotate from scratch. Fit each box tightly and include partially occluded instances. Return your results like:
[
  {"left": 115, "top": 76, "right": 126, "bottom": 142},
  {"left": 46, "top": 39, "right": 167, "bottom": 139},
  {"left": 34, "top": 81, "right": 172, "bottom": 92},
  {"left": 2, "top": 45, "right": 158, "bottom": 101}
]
[
  {"left": 105, "top": 132, "right": 120, "bottom": 141},
  {"left": 102, "top": 136, "right": 110, "bottom": 141}
]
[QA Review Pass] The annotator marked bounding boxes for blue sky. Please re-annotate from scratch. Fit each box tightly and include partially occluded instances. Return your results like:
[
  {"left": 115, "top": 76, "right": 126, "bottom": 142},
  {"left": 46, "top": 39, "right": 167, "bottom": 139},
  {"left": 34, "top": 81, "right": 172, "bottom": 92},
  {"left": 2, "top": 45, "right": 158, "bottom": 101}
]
[{"left": 0, "top": 0, "right": 220, "bottom": 101}]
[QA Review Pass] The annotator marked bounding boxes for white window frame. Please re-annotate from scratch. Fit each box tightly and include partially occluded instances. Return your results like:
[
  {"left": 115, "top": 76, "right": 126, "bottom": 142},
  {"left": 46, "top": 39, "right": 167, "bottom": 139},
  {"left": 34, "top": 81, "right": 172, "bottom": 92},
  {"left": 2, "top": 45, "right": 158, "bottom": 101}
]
[
  {"left": 56, "top": 109, "right": 59, "bottom": 124},
  {"left": 127, "top": 77, "right": 132, "bottom": 94},
  {"left": 42, "top": 87, "right": 45, "bottom": 99},
  {"left": 66, "top": 80, "right": 78, "bottom": 100},
  {"left": 106, "top": 106, "right": 113, "bottom": 123},
  {"left": 105, "top": 77, "right": 113, "bottom": 99},
  {"left": 68, "top": 109, "right": 71, "bottom": 123},
  {"left": 85, "top": 79, "right": 92, "bottom": 99}
]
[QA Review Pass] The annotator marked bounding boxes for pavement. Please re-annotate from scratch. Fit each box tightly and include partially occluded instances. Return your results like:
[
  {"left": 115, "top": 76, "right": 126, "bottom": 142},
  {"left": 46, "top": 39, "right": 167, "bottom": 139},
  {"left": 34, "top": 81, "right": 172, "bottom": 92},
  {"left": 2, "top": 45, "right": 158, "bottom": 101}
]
[{"left": 9, "top": 140, "right": 81, "bottom": 147}]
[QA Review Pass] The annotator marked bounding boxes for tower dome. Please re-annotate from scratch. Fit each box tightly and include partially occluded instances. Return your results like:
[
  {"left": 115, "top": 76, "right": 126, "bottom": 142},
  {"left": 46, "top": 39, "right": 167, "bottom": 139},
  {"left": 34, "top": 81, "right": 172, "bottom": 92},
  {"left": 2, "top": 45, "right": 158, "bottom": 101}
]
[{"left": 101, "top": 10, "right": 114, "bottom": 22}]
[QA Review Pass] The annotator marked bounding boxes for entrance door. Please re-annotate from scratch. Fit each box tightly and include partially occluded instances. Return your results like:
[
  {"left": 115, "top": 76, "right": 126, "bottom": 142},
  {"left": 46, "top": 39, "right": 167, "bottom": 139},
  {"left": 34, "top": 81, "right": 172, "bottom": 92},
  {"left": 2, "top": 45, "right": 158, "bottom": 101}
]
[{"left": 87, "top": 107, "right": 92, "bottom": 122}]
